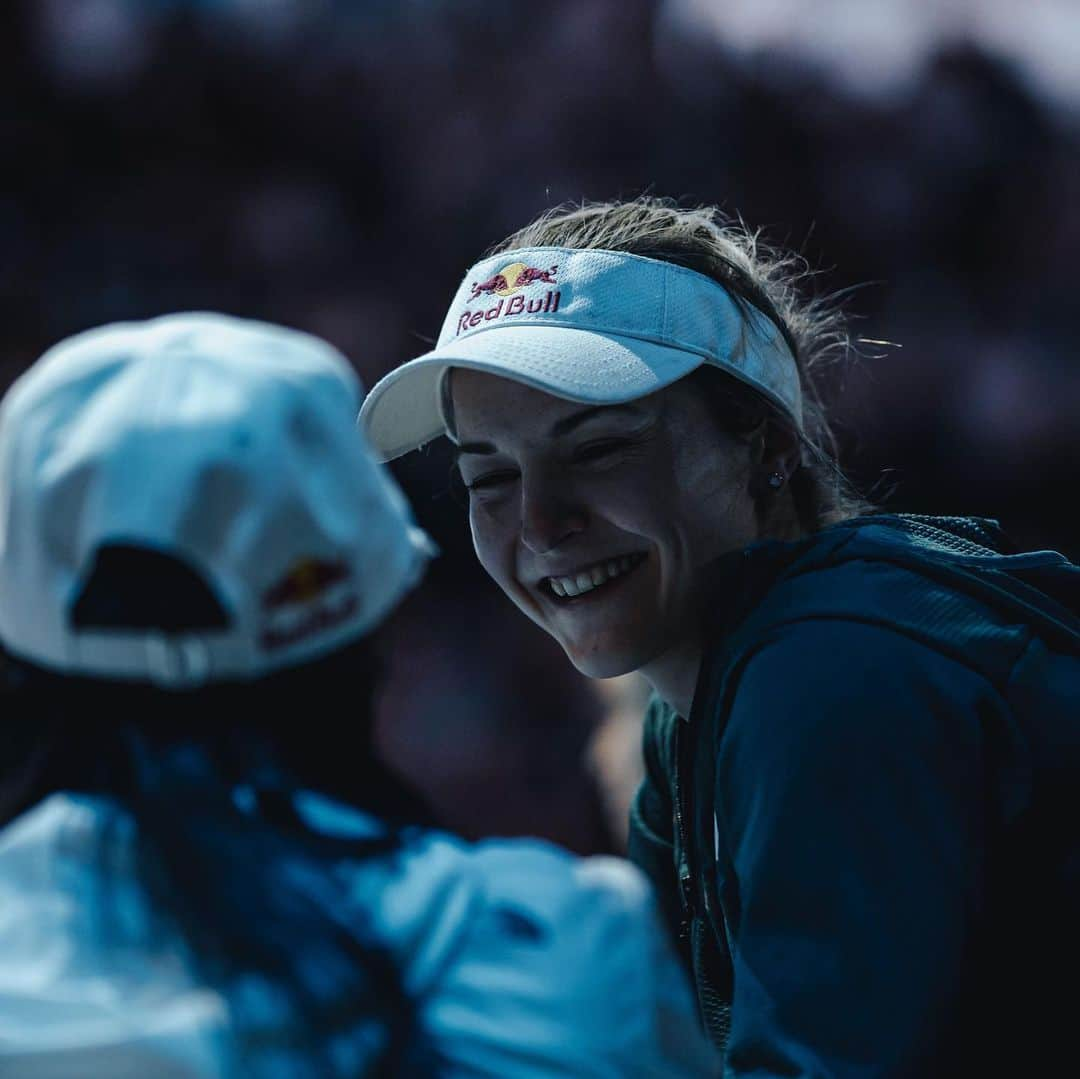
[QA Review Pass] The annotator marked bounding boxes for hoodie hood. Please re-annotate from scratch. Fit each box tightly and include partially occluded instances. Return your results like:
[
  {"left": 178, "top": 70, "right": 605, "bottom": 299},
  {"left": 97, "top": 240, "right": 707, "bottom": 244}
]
[
  {"left": 704, "top": 513, "right": 1080, "bottom": 662},
  {"left": 837, "top": 514, "right": 1080, "bottom": 652}
]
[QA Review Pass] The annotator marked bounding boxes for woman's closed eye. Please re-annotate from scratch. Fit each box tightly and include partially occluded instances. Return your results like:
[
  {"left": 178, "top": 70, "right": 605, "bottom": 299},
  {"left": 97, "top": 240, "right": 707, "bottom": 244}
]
[
  {"left": 464, "top": 468, "right": 519, "bottom": 493},
  {"left": 461, "top": 433, "right": 645, "bottom": 493},
  {"left": 573, "top": 437, "right": 637, "bottom": 465}
]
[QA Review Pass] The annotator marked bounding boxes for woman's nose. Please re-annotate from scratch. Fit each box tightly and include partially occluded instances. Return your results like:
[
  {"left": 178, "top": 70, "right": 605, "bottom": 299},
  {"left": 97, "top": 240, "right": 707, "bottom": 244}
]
[{"left": 519, "top": 473, "right": 586, "bottom": 554}]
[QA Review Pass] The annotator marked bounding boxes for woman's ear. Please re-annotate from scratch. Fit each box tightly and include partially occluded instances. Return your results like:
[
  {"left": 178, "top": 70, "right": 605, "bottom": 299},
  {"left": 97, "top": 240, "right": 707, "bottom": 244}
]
[
  {"left": 767, "top": 420, "right": 803, "bottom": 479},
  {"left": 749, "top": 420, "right": 802, "bottom": 497}
]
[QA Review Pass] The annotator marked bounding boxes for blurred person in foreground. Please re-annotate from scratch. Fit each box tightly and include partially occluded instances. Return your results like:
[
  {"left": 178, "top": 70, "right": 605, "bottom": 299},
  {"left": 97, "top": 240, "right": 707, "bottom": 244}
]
[
  {"left": 360, "top": 199, "right": 1080, "bottom": 1076},
  {"left": 0, "top": 313, "right": 717, "bottom": 1078}
]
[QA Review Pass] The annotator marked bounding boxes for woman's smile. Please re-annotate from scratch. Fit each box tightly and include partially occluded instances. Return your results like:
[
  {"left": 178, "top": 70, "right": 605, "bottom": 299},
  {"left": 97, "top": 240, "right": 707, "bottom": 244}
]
[{"left": 538, "top": 551, "right": 649, "bottom": 600}]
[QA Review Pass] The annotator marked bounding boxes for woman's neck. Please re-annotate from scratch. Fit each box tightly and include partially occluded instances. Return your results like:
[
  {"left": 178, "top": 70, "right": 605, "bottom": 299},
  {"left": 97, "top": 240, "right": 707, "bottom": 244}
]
[{"left": 640, "top": 636, "right": 703, "bottom": 719}]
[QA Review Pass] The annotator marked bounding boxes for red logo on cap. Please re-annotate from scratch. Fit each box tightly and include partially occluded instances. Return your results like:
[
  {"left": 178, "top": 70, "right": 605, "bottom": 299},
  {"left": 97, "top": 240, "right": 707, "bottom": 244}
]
[
  {"left": 468, "top": 262, "right": 558, "bottom": 301},
  {"left": 259, "top": 558, "right": 359, "bottom": 653},
  {"left": 458, "top": 262, "right": 562, "bottom": 336},
  {"left": 262, "top": 558, "right": 350, "bottom": 611}
]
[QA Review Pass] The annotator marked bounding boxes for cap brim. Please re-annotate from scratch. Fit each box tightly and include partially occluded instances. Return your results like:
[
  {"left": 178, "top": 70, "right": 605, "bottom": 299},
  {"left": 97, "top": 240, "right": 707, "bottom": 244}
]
[{"left": 359, "top": 325, "right": 709, "bottom": 462}]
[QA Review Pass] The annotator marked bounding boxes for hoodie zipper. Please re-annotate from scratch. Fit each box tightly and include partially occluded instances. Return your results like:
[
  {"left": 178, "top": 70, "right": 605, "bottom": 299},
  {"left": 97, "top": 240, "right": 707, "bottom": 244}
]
[
  {"left": 673, "top": 721, "right": 697, "bottom": 942},
  {"left": 674, "top": 702, "right": 736, "bottom": 1056}
]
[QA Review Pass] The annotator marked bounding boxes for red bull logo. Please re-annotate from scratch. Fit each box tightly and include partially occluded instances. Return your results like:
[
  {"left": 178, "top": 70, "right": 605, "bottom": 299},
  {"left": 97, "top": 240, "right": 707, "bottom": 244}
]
[
  {"left": 468, "top": 262, "right": 558, "bottom": 301},
  {"left": 259, "top": 557, "right": 358, "bottom": 652},
  {"left": 262, "top": 558, "right": 350, "bottom": 610},
  {"left": 458, "top": 262, "right": 562, "bottom": 336}
]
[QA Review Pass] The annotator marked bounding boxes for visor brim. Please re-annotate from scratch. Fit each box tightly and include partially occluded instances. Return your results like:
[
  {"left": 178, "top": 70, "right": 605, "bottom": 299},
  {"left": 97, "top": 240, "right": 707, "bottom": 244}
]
[{"left": 358, "top": 324, "right": 721, "bottom": 462}]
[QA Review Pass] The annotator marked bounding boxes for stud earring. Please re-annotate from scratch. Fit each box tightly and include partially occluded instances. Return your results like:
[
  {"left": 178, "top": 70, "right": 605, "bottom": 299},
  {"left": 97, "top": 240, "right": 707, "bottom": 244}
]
[{"left": 767, "top": 471, "right": 785, "bottom": 490}]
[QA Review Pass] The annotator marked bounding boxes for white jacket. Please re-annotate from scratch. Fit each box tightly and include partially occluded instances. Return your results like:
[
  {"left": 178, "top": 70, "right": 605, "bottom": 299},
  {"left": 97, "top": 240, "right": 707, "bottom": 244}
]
[{"left": 0, "top": 792, "right": 717, "bottom": 1077}]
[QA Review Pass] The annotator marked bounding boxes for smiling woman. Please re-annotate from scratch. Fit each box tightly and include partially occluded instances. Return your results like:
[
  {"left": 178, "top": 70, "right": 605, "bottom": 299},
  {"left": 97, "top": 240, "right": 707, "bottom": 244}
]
[
  {"left": 414, "top": 198, "right": 864, "bottom": 708},
  {"left": 359, "top": 197, "right": 1080, "bottom": 1076},
  {"left": 446, "top": 371, "right": 759, "bottom": 693}
]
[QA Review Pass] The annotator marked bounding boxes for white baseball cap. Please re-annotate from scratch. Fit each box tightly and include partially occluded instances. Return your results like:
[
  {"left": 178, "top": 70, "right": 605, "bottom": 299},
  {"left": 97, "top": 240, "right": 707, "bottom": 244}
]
[
  {"left": 0, "top": 313, "right": 433, "bottom": 687},
  {"left": 358, "top": 246, "right": 802, "bottom": 461}
]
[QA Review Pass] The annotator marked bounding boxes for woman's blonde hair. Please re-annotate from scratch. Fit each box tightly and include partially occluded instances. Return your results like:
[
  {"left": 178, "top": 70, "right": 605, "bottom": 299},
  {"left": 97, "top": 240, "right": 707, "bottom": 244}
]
[{"left": 487, "top": 197, "right": 871, "bottom": 531}]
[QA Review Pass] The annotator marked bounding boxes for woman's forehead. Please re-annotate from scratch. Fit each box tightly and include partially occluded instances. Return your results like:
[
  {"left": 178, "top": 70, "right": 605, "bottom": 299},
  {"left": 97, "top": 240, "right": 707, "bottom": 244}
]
[{"left": 450, "top": 368, "right": 656, "bottom": 443}]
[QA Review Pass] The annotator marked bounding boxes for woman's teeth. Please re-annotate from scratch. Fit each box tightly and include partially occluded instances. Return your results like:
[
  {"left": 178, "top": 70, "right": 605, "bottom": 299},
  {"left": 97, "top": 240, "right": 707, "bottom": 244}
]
[{"left": 548, "top": 554, "right": 645, "bottom": 598}]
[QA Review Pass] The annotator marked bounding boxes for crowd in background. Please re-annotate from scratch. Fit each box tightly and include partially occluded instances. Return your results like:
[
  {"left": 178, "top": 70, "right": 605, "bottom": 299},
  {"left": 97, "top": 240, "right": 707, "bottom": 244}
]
[{"left": 4, "top": 0, "right": 1077, "bottom": 853}]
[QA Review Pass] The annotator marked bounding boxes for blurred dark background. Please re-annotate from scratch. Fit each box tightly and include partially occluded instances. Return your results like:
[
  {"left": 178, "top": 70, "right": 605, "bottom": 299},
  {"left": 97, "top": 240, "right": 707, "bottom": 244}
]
[{"left": 3, "top": 0, "right": 1078, "bottom": 854}]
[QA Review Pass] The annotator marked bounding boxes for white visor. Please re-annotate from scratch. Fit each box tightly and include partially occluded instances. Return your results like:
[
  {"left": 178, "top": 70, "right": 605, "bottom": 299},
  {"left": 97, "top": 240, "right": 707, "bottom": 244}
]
[{"left": 359, "top": 246, "right": 802, "bottom": 461}]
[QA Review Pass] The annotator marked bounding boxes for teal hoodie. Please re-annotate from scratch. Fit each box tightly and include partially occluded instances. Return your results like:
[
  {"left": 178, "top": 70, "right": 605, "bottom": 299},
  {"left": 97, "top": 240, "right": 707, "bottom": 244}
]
[{"left": 629, "top": 514, "right": 1080, "bottom": 1077}]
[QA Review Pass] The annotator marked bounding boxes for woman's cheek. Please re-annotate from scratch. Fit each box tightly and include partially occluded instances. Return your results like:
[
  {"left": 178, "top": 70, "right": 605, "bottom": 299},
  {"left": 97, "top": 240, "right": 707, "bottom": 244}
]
[{"left": 469, "top": 504, "right": 515, "bottom": 591}]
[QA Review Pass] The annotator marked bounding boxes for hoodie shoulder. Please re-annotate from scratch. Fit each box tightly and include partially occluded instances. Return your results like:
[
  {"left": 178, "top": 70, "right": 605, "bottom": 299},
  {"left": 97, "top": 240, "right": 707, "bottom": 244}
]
[{"left": 726, "top": 515, "right": 1080, "bottom": 689}]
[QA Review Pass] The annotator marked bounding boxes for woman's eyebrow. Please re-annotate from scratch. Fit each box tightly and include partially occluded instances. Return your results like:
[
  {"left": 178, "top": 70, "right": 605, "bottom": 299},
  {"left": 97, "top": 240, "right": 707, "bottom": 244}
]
[
  {"left": 549, "top": 404, "right": 645, "bottom": 438},
  {"left": 454, "top": 404, "right": 647, "bottom": 460}
]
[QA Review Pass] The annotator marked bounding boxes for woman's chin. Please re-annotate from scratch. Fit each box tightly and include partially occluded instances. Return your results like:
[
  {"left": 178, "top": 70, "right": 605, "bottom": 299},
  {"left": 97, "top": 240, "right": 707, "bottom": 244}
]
[{"left": 561, "top": 638, "right": 652, "bottom": 681}]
